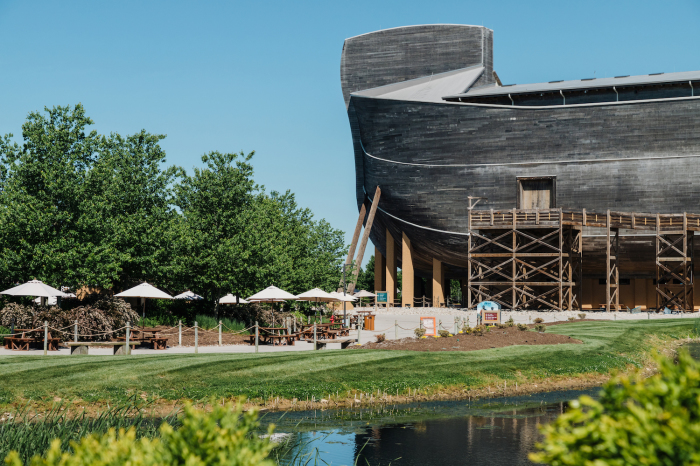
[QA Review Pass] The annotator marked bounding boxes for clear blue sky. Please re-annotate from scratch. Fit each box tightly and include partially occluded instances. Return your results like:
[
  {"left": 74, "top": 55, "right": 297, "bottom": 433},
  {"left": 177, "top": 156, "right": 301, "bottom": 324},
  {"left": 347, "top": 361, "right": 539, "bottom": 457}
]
[{"left": 1, "top": 0, "right": 698, "bottom": 266}]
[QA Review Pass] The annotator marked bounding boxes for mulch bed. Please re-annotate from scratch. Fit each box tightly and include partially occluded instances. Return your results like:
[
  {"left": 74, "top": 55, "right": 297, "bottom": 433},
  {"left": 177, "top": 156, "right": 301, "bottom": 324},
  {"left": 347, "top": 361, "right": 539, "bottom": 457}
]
[
  {"left": 58, "top": 326, "right": 252, "bottom": 348},
  {"left": 349, "top": 324, "right": 582, "bottom": 352}
]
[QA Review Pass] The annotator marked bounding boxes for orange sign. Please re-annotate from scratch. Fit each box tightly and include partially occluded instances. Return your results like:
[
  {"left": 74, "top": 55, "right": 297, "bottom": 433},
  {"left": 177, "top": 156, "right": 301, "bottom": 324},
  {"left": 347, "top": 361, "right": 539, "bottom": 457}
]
[{"left": 420, "top": 317, "right": 436, "bottom": 336}]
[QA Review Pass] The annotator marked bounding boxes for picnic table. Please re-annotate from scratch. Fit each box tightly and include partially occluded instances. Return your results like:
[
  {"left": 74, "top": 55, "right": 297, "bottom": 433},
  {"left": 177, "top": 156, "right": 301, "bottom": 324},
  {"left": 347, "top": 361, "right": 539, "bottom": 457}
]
[
  {"left": 4, "top": 328, "right": 60, "bottom": 351},
  {"left": 259, "top": 327, "right": 295, "bottom": 345},
  {"left": 118, "top": 327, "right": 169, "bottom": 350}
]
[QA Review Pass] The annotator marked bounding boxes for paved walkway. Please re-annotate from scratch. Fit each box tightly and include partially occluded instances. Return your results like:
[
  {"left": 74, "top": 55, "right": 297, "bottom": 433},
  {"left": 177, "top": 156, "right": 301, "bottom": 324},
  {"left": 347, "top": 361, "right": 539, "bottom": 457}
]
[{"left": 2, "top": 310, "right": 694, "bottom": 356}]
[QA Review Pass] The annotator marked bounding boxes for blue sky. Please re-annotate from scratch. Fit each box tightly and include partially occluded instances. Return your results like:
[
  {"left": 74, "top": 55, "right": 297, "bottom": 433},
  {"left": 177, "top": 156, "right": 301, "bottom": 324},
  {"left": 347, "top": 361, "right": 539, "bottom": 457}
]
[{"left": 1, "top": 0, "right": 698, "bottom": 267}]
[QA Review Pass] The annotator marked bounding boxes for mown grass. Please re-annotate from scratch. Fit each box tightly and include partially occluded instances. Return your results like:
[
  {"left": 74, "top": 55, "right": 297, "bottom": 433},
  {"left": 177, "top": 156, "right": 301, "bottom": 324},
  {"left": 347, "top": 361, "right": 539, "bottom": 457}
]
[{"left": 0, "top": 320, "right": 694, "bottom": 406}]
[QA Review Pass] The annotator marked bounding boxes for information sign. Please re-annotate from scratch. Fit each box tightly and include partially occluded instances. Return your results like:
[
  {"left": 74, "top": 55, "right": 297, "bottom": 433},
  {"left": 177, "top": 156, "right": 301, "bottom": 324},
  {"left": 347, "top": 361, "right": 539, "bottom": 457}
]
[
  {"left": 376, "top": 291, "right": 388, "bottom": 303},
  {"left": 420, "top": 317, "right": 436, "bottom": 336},
  {"left": 483, "top": 309, "right": 501, "bottom": 324}
]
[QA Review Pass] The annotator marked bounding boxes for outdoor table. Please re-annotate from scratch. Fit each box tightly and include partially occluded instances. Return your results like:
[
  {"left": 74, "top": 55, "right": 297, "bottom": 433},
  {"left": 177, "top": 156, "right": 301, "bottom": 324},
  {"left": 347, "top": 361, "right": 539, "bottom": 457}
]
[
  {"left": 260, "top": 327, "right": 292, "bottom": 345},
  {"left": 8, "top": 329, "right": 41, "bottom": 351}
]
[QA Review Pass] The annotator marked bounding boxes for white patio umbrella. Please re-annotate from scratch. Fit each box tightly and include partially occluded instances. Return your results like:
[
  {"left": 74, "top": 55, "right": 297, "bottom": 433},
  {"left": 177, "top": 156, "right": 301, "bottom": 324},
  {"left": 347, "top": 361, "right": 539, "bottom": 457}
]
[
  {"left": 247, "top": 286, "right": 299, "bottom": 326},
  {"left": 330, "top": 291, "right": 357, "bottom": 302},
  {"left": 1, "top": 280, "right": 69, "bottom": 306},
  {"left": 297, "top": 288, "right": 340, "bottom": 322},
  {"left": 115, "top": 282, "right": 173, "bottom": 319},
  {"left": 353, "top": 290, "right": 376, "bottom": 307},
  {"left": 174, "top": 290, "right": 203, "bottom": 300},
  {"left": 219, "top": 293, "right": 249, "bottom": 304}
]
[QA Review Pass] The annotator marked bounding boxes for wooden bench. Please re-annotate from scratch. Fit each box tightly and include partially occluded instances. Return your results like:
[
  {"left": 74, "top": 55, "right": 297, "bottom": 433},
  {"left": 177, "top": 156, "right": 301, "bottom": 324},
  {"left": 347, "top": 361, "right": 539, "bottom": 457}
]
[{"left": 67, "top": 341, "right": 140, "bottom": 355}]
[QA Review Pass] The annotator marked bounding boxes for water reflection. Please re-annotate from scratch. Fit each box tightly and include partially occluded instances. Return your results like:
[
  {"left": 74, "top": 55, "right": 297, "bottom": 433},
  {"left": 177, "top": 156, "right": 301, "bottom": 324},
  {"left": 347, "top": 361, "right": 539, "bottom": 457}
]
[{"left": 267, "top": 389, "right": 601, "bottom": 465}]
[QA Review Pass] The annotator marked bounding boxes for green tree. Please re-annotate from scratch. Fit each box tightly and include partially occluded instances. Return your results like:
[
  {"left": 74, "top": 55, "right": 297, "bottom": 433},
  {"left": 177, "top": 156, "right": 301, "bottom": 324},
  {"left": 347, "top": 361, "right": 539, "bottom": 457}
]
[
  {"left": 174, "top": 152, "right": 346, "bottom": 299},
  {"left": 355, "top": 255, "right": 375, "bottom": 292},
  {"left": 0, "top": 104, "right": 181, "bottom": 290},
  {"left": 531, "top": 350, "right": 700, "bottom": 465}
]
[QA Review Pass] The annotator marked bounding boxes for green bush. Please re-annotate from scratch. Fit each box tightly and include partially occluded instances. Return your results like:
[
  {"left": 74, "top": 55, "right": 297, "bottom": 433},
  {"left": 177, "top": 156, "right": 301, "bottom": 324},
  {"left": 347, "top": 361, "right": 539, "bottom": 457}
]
[
  {"left": 534, "top": 324, "right": 546, "bottom": 332},
  {"left": 517, "top": 323, "right": 528, "bottom": 331},
  {"left": 533, "top": 317, "right": 544, "bottom": 324},
  {"left": 0, "top": 325, "right": 8, "bottom": 345},
  {"left": 578, "top": 313, "right": 587, "bottom": 320},
  {"left": 4, "top": 400, "right": 275, "bottom": 466},
  {"left": 567, "top": 316, "right": 576, "bottom": 321},
  {"left": 414, "top": 328, "right": 425, "bottom": 338},
  {"left": 195, "top": 315, "right": 246, "bottom": 332},
  {"left": 438, "top": 329, "right": 451, "bottom": 338},
  {"left": 505, "top": 316, "right": 515, "bottom": 327},
  {"left": 531, "top": 351, "right": 700, "bottom": 465}
]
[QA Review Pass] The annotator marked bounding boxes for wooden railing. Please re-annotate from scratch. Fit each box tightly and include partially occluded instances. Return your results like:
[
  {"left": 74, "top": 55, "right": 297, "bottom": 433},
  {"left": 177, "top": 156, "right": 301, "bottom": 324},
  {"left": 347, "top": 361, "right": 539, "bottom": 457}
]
[{"left": 469, "top": 208, "right": 700, "bottom": 232}]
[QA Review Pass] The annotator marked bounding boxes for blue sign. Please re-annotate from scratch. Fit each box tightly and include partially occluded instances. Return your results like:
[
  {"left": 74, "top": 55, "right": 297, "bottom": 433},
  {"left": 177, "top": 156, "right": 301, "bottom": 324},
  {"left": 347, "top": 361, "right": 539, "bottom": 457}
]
[
  {"left": 376, "top": 292, "right": 388, "bottom": 303},
  {"left": 477, "top": 301, "right": 501, "bottom": 311}
]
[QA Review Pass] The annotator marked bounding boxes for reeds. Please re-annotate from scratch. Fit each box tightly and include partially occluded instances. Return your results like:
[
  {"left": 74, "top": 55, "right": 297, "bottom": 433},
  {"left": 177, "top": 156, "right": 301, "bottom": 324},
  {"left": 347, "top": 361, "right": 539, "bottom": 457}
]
[{"left": 0, "top": 400, "right": 180, "bottom": 465}]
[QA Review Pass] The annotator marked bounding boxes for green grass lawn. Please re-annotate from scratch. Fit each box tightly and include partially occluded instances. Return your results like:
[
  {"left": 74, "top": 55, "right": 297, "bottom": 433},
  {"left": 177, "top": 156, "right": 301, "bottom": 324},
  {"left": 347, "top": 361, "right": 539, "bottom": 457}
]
[{"left": 0, "top": 319, "right": 695, "bottom": 406}]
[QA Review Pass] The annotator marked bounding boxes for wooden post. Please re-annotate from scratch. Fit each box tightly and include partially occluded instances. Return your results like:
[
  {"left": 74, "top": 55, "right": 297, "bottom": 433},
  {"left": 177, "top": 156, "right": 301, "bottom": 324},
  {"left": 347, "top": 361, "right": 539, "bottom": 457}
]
[
  {"left": 402, "top": 233, "right": 414, "bottom": 307},
  {"left": 357, "top": 318, "right": 362, "bottom": 345},
  {"left": 74, "top": 320, "right": 78, "bottom": 343},
  {"left": 218, "top": 320, "right": 222, "bottom": 346},
  {"left": 395, "top": 319, "right": 398, "bottom": 340},
  {"left": 255, "top": 321, "right": 259, "bottom": 353},
  {"left": 178, "top": 320, "right": 182, "bottom": 347},
  {"left": 559, "top": 210, "right": 563, "bottom": 311},
  {"left": 126, "top": 321, "right": 131, "bottom": 355},
  {"left": 349, "top": 187, "right": 382, "bottom": 294},
  {"left": 43, "top": 321, "right": 48, "bottom": 356},
  {"left": 387, "top": 230, "right": 397, "bottom": 306},
  {"left": 194, "top": 321, "right": 199, "bottom": 354},
  {"left": 341, "top": 203, "right": 367, "bottom": 289}
]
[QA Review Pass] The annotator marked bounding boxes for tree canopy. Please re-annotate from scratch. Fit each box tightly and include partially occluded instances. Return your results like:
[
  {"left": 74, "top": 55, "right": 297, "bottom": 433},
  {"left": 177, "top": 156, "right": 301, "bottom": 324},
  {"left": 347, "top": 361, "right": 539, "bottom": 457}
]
[{"left": 0, "top": 104, "right": 346, "bottom": 298}]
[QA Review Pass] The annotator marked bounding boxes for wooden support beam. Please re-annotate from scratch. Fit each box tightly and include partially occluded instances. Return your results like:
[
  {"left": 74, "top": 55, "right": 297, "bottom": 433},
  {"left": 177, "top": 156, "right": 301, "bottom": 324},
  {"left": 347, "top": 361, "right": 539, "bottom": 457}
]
[
  {"left": 340, "top": 203, "right": 366, "bottom": 289},
  {"left": 401, "top": 233, "right": 414, "bottom": 308},
  {"left": 347, "top": 187, "right": 381, "bottom": 294}
]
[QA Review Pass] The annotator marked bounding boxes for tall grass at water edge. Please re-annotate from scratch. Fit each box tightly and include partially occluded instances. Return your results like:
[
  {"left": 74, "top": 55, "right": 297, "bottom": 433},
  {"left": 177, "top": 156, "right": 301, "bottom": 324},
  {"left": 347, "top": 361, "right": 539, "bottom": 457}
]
[
  {"left": 0, "top": 401, "right": 180, "bottom": 465},
  {"left": 0, "top": 404, "right": 366, "bottom": 466}
]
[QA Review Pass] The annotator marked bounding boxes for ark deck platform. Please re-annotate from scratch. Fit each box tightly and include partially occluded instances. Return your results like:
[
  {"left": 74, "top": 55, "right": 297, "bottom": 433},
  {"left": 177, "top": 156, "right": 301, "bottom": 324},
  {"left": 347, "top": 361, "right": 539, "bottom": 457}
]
[{"left": 467, "top": 209, "right": 696, "bottom": 312}]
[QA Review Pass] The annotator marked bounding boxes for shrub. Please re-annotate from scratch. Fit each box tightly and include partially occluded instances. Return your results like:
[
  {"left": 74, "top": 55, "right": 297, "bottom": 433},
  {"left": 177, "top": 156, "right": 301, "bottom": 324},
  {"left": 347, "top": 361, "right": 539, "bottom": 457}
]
[
  {"left": 578, "top": 313, "right": 587, "bottom": 319},
  {"left": 414, "top": 328, "right": 426, "bottom": 338},
  {"left": 533, "top": 317, "right": 544, "bottom": 324},
  {"left": 4, "top": 400, "right": 275, "bottom": 466},
  {"left": 495, "top": 323, "right": 506, "bottom": 329},
  {"left": 461, "top": 325, "right": 472, "bottom": 334},
  {"left": 530, "top": 351, "right": 700, "bottom": 465},
  {"left": 472, "top": 326, "right": 484, "bottom": 336},
  {"left": 534, "top": 324, "right": 546, "bottom": 332},
  {"left": 0, "top": 325, "right": 8, "bottom": 345},
  {"left": 195, "top": 315, "right": 247, "bottom": 332},
  {"left": 567, "top": 316, "right": 576, "bottom": 321},
  {"left": 505, "top": 317, "right": 515, "bottom": 327},
  {"left": 0, "top": 302, "right": 35, "bottom": 329},
  {"left": 485, "top": 325, "right": 492, "bottom": 333},
  {"left": 375, "top": 333, "right": 386, "bottom": 343},
  {"left": 517, "top": 323, "right": 528, "bottom": 331},
  {"left": 438, "top": 329, "right": 451, "bottom": 338}
]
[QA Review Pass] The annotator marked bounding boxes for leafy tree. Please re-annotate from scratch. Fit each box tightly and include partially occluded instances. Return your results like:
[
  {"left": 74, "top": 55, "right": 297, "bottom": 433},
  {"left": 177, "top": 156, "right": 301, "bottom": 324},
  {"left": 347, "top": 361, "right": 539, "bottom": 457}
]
[
  {"left": 355, "top": 255, "right": 375, "bottom": 292},
  {"left": 0, "top": 104, "right": 181, "bottom": 290},
  {"left": 174, "top": 151, "right": 346, "bottom": 300},
  {"left": 531, "top": 350, "right": 700, "bottom": 465}
]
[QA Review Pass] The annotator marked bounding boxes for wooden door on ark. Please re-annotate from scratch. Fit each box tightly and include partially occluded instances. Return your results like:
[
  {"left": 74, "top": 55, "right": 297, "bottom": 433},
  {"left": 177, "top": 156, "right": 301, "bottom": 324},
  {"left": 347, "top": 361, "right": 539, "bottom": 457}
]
[{"left": 517, "top": 177, "right": 556, "bottom": 209}]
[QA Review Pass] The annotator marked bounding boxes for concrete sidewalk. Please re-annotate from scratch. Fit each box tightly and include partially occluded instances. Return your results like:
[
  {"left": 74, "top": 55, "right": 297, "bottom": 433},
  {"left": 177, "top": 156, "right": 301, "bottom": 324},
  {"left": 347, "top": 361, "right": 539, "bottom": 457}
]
[{"left": 1, "top": 310, "right": 693, "bottom": 356}]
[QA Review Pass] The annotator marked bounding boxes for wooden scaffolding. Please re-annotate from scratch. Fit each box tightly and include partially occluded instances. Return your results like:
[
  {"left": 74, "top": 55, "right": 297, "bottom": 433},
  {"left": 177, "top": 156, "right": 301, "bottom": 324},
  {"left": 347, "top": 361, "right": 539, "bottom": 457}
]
[
  {"left": 467, "top": 209, "right": 582, "bottom": 311},
  {"left": 467, "top": 208, "right": 698, "bottom": 311}
]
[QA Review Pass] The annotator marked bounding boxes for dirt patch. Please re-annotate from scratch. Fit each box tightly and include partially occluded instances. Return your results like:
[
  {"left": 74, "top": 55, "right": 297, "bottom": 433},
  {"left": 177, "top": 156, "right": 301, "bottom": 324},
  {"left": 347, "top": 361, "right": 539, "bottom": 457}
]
[{"left": 349, "top": 325, "right": 581, "bottom": 351}]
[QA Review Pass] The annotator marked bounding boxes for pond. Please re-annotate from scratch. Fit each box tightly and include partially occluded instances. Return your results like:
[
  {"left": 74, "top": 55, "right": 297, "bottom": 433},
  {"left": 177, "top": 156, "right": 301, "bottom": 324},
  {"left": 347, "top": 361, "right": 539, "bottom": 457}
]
[{"left": 262, "top": 388, "right": 602, "bottom": 466}]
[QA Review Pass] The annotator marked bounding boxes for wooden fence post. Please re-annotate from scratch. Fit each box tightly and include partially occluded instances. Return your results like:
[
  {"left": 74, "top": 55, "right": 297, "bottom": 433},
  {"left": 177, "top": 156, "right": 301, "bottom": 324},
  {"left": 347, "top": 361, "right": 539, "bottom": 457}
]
[
  {"left": 74, "top": 320, "right": 78, "bottom": 343},
  {"left": 126, "top": 322, "right": 131, "bottom": 355},
  {"left": 178, "top": 320, "right": 182, "bottom": 347},
  {"left": 218, "top": 320, "right": 222, "bottom": 346},
  {"left": 43, "top": 321, "right": 48, "bottom": 356},
  {"left": 255, "top": 321, "right": 259, "bottom": 353}
]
